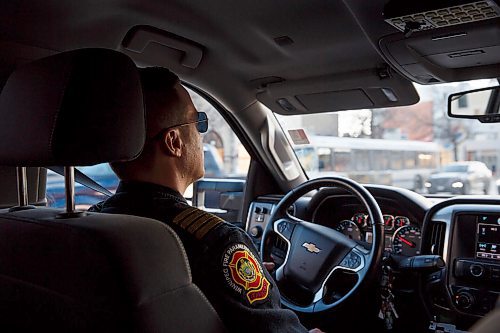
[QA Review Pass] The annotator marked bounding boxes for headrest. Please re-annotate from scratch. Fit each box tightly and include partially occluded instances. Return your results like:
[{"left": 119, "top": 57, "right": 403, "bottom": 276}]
[{"left": 0, "top": 48, "right": 145, "bottom": 166}]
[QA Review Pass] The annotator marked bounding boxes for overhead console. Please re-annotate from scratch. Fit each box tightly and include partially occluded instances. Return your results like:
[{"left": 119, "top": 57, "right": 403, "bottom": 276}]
[{"left": 379, "top": 1, "right": 500, "bottom": 84}]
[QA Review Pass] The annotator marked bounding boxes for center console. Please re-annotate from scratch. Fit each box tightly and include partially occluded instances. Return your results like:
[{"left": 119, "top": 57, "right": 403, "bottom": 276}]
[
  {"left": 451, "top": 213, "right": 500, "bottom": 315},
  {"left": 424, "top": 201, "right": 500, "bottom": 331}
]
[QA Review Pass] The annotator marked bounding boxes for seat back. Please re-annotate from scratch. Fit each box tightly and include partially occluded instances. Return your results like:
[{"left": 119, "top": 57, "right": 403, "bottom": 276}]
[
  {"left": 0, "top": 208, "right": 224, "bottom": 332},
  {"left": 0, "top": 49, "right": 225, "bottom": 332}
]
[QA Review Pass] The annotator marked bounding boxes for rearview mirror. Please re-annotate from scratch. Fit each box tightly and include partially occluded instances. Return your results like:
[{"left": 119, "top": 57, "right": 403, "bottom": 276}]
[{"left": 448, "top": 86, "right": 500, "bottom": 123}]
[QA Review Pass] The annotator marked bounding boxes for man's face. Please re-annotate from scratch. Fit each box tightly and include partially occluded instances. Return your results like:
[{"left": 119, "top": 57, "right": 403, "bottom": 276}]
[{"left": 175, "top": 84, "right": 205, "bottom": 183}]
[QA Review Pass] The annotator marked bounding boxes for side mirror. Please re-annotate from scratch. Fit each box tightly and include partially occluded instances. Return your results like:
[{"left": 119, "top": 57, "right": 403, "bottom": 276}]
[{"left": 448, "top": 86, "right": 500, "bottom": 123}]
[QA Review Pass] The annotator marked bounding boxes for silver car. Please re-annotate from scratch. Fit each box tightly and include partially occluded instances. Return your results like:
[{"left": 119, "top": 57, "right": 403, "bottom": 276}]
[{"left": 426, "top": 161, "right": 492, "bottom": 194}]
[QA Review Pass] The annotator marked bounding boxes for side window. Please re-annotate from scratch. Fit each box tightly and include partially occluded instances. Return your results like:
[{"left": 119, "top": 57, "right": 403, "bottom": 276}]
[
  {"left": 186, "top": 87, "right": 250, "bottom": 179},
  {"left": 46, "top": 164, "right": 119, "bottom": 210},
  {"left": 186, "top": 87, "right": 250, "bottom": 224}
]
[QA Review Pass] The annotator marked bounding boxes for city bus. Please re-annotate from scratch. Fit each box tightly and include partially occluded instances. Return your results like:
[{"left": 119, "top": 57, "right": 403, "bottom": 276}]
[{"left": 293, "top": 136, "right": 441, "bottom": 192}]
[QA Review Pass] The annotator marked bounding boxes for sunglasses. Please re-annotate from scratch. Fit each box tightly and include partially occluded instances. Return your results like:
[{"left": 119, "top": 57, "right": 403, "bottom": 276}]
[{"left": 151, "top": 112, "right": 208, "bottom": 140}]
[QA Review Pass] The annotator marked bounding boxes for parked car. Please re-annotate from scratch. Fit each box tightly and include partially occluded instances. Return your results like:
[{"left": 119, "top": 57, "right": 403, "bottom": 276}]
[{"left": 425, "top": 161, "right": 492, "bottom": 194}]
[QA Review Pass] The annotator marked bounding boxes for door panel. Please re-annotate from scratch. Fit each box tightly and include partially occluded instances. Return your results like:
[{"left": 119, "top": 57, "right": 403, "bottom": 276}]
[{"left": 192, "top": 178, "right": 246, "bottom": 227}]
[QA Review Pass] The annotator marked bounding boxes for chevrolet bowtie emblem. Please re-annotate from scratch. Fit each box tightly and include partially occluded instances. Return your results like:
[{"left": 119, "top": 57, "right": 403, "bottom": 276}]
[{"left": 302, "top": 242, "right": 321, "bottom": 253}]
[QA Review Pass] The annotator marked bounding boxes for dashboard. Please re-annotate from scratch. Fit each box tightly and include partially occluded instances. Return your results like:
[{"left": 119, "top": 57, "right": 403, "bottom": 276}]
[
  {"left": 245, "top": 185, "right": 500, "bottom": 332},
  {"left": 307, "top": 186, "right": 429, "bottom": 259},
  {"left": 330, "top": 212, "right": 421, "bottom": 257}
]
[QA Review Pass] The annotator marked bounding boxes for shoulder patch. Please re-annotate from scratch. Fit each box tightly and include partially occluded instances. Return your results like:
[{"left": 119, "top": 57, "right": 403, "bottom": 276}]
[
  {"left": 172, "top": 206, "right": 224, "bottom": 240},
  {"left": 222, "top": 243, "right": 270, "bottom": 305}
]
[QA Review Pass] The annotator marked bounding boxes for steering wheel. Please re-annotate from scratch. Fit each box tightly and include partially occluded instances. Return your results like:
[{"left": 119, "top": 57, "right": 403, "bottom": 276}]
[{"left": 260, "top": 177, "right": 384, "bottom": 313}]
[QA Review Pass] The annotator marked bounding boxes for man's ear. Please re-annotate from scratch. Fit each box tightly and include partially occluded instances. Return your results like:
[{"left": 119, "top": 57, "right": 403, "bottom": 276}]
[{"left": 162, "top": 129, "right": 183, "bottom": 157}]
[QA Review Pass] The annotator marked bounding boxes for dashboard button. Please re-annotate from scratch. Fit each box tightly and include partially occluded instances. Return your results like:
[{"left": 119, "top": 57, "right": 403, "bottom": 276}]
[
  {"left": 250, "top": 226, "right": 263, "bottom": 238},
  {"left": 277, "top": 221, "right": 294, "bottom": 239},
  {"left": 469, "top": 264, "right": 484, "bottom": 277},
  {"left": 428, "top": 270, "right": 442, "bottom": 281},
  {"left": 454, "top": 260, "right": 466, "bottom": 278},
  {"left": 340, "top": 252, "right": 361, "bottom": 269},
  {"left": 455, "top": 291, "right": 475, "bottom": 310}
]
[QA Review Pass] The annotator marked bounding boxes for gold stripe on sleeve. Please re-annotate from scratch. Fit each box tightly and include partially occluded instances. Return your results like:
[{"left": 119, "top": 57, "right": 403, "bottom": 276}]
[{"left": 193, "top": 215, "right": 223, "bottom": 239}]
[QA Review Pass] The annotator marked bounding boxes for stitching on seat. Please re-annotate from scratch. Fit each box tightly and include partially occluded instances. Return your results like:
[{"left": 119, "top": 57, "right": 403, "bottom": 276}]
[
  {"left": 0, "top": 211, "right": 81, "bottom": 232},
  {"left": 136, "top": 282, "right": 194, "bottom": 307},
  {"left": 158, "top": 223, "right": 193, "bottom": 280},
  {"left": 191, "top": 283, "right": 220, "bottom": 315},
  {"left": 0, "top": 272, "right": 79, "bottom": 305}
]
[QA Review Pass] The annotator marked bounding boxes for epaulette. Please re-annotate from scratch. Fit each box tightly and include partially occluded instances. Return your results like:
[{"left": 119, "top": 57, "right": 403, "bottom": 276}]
[{"left": 172, "top": 206, "right": 224, "bottom": 240}]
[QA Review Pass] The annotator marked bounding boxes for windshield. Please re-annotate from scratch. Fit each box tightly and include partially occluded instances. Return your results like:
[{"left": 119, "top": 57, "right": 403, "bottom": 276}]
[
  {"left": 441, "top": 165, "right": 468, "bottom": 173},
  {"left": 276, "top": 79, "right": 499, "bottom": 196}
]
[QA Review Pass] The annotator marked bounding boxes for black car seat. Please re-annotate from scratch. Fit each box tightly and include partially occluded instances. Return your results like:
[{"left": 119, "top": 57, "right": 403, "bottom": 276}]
[{"left": 0, "top": 48, "right": 225, "bottom": 332}]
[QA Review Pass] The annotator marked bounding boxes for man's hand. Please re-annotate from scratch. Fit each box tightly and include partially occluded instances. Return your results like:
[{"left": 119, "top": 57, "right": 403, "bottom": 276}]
[
  {"left": 263, "top": 260, "right": 323, "bottom": 333},
  {"left": 263, "top": 261, "right": 275, "bottom": 272}
]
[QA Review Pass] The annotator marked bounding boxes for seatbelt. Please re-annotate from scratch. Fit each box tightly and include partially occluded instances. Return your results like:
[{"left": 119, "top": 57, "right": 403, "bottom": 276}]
[{"left": 48, "top": 166, "right": 113, "bottom": 197}]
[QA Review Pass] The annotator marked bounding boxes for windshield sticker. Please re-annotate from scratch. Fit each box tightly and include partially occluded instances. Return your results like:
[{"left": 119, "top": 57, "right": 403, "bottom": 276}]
[{"left": 288, "top": 129, "right": 310, "bottom": 145}]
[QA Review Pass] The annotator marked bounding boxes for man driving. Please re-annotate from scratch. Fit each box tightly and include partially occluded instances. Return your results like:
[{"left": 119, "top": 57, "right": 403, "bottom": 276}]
[{"left": 90, "top": 67, "right": 323, "bottom": 333}]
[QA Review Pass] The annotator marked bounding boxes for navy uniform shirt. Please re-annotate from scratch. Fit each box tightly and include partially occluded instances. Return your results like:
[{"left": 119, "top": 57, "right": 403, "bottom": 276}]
[{"left": 89, "top": 181, "right": 308, "bottom": 333}]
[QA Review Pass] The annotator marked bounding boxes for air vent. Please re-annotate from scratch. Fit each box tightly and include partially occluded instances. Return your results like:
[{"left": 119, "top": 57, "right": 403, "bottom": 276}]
[{"left": 430, "top": 221, "right": 446, "bottom": 256}]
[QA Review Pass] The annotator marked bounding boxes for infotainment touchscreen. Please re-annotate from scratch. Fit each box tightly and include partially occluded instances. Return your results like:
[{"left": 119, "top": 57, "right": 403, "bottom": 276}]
[{"left": 476, "top": 221, "right": 500, "bottom": 260}]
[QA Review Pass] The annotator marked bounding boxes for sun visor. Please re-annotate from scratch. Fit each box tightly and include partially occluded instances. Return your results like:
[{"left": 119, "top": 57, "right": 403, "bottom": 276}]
[
  {"left": 379, "top": 19, "right": 500, "bottom": 84},
  {"left": 256, "top": 69, "right": 419, "bottom": 115}
]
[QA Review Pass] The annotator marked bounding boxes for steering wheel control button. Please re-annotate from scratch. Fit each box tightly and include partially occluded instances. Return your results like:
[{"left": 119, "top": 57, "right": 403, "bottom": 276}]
[
  {"left": 341, "top": 251, "right": 361, "bottom": 269},
  {"left": 469, "top": 264, "right": 484, "bottom": 277},
  {"left": 277, "top": 221, "right": 294, "bottom": 239}
]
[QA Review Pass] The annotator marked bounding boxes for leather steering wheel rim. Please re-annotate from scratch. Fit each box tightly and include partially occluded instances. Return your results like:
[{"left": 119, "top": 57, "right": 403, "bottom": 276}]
[{"left": 261, "top": 176, "right": 384, "bottom": 313}]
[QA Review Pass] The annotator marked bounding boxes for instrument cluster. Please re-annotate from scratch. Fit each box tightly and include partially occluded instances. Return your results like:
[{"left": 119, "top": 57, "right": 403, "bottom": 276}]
[{"left": 333, "top": 213, "right": 422, "bottom": 256}]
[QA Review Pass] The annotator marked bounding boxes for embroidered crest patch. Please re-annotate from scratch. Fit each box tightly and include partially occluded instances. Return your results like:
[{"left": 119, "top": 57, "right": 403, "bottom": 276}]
[{"left": 222, "top": 243, "right": 270, "bottom": 305}]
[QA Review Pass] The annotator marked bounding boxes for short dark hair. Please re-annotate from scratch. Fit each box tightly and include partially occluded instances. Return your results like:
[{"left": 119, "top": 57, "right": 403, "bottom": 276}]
[{"left": 138, "top": 67, "right": 179, "bottom": 95}]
